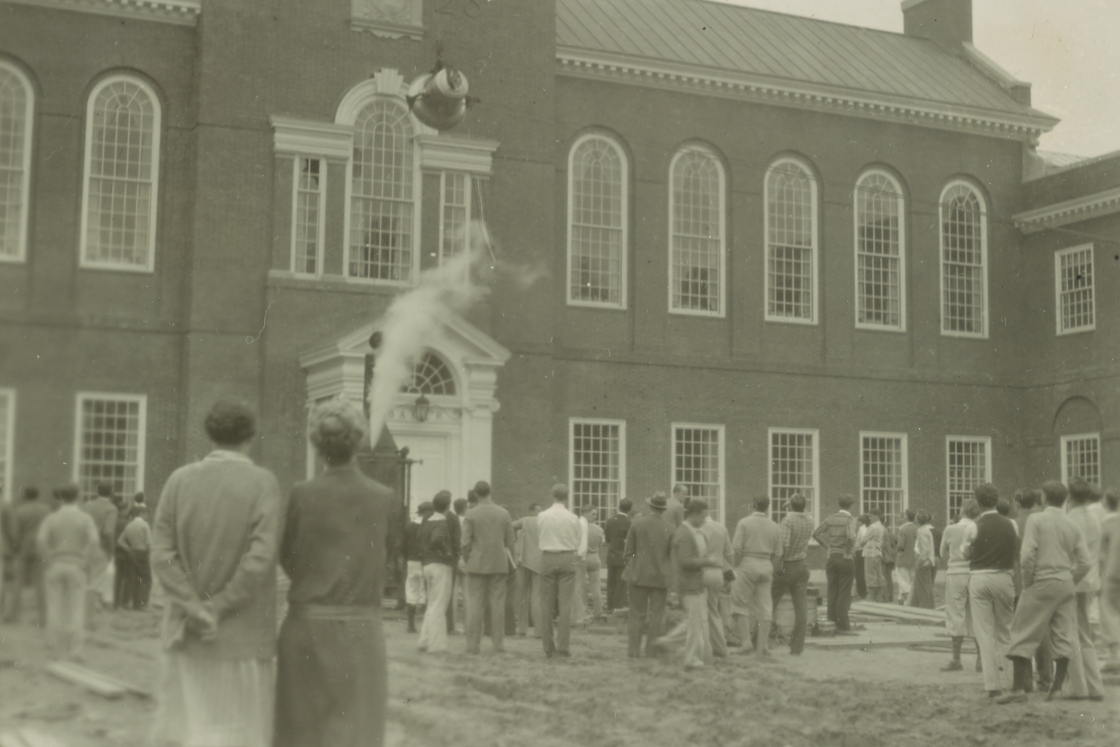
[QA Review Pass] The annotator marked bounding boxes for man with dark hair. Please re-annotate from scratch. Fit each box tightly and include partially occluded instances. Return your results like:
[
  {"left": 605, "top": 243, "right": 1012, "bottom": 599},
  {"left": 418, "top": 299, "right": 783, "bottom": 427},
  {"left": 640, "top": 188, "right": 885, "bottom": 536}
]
[
  {"left": 118, "top": 504, "right": 152, "bottom": 610},
  {"left": 910, "top": 511, "right": 937, "bottom": 609},
  {"left": 941, "top": 500, "right": 981, "bottom": 672},
  {"left": 460, "top": 480, "right": 514, "bottom": 655},
  {"left": 417, "top": 490, "right": 459, "bottom": 654},
  {"left": 622, "top": 492, "right": 673, "bottom": 658},
  {"left": 1064, "top": 478, "right": 1104, "bottom": 700},
  {"left": 655, "top": 499, "right": 722, "bottom": 669},
  {"left": 732, "top": 496, "right": 783, "bottom": 656},
  {"left": 112, "top": 491, "right": 133, "bottom": 609},
  {"left": 447, "top": 497, "right": 468, "bottom": 634},
  {"left": 36, "top": 485, "right": 100, "bottom": 657},
  {"left": 964, "top": 482, "right": 1017, "bottom": 697},
  {"left": 856, "top": 509, "right": 887, "bottom": 602},
  {"left": 513, "top": 502, "right": 542, "bottom": 637},
  {"left": 403, "top": 501, "right": 433, "bottom": 633},
  {"left": 814, "top": 495, "right": 859, "bottom": 634},
  {"left": 82, "top": 482, "right": 118, "bottom": 627},
  {"left": 772, "top": 493, "right": 814, "bottom": 655},
  {"left": 604, "top": 499, "right": 633, "bottom": 612},
  {"left": 536, "top": 485, "right": 582, "bottom": 658},
  {"left": 999, "top": 481, "right": 1090, "bottom": 703},
  {"left": 895, "top": 508, "right": 918, "bottom": 605},
  {"left": 3, "top": 486, "right": 50, "bottom": 625}
]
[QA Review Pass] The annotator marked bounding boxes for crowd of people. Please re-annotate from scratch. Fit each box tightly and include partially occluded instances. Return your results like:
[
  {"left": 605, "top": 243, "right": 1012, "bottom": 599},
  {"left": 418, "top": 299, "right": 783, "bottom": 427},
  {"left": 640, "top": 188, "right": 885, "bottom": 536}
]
[
  {"left": 0, "top": 481, "right": 152, "bottom": 654},
  {"left": 3, "top": 394, "right": 1119, "bottom": 747}
]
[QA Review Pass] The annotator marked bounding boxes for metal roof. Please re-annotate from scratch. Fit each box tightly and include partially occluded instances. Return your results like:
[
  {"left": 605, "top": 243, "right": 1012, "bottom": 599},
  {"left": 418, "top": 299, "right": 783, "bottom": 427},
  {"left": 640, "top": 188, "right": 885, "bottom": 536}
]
[{"left": 556, "top": 0, "right": 1042, "bottom": 119}]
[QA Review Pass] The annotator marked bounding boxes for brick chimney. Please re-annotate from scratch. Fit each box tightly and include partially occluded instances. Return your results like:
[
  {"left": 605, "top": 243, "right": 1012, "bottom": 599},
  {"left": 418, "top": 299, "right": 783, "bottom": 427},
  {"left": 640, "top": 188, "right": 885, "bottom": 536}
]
[{"left": 902, "top": 0, "right": 972, "bottom": 47}]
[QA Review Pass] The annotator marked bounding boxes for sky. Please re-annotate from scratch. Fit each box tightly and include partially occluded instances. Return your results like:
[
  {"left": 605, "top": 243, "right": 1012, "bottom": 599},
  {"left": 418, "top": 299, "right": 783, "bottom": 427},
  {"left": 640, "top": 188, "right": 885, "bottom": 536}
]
[{"left": 721, "top": 0, "right": 1119, "bottom": 157}]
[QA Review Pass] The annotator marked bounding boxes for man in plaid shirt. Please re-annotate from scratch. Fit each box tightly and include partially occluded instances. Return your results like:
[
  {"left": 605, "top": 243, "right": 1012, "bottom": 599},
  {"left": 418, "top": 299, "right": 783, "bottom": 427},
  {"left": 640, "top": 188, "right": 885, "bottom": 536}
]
[
  {"left": 813, "top": 495, "right": 860, "bottom": 634},
  {"left": 771, "top": 494, "right": 815, "bottom": 654}
]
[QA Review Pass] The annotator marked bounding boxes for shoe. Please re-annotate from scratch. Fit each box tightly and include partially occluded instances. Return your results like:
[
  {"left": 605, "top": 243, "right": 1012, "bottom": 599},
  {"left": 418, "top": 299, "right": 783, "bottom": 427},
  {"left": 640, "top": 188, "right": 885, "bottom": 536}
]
[
  {"left": 996, "top": 692, "right": 1029, "bottom": 705},
  {"left": 941, "top": 660, "right": 964, "bottom": 672}
]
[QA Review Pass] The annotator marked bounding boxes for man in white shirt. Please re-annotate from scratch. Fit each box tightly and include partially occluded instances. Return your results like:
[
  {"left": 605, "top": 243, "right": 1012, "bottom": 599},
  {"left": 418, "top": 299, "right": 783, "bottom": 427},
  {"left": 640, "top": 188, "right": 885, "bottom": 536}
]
[
  {"left": 536, "top": 485, "right": 584, "bottom": 658},
  {"left": 940, "top": 500, "right": 980, "bottom": 672},
  {"left": 1065, "top": 479, "right": 1104, "bottom": 700},
  {"left": 856, "top": 510, "right": 887, "bottom": 602}
]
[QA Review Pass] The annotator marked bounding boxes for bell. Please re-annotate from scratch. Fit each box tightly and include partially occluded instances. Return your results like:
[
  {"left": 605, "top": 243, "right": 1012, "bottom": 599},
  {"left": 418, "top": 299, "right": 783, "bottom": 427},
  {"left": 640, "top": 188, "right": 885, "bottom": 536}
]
[{"left": 407, "top": 66, "right": 469, "bottom": 131}]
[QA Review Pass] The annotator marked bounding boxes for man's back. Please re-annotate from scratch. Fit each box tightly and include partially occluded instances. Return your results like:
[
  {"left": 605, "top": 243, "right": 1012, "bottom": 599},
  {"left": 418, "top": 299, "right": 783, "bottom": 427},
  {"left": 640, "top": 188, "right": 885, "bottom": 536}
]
[
  {"left": 941, "top": 521, "right": 971, "bottom": 573},
  {"left": 604, "top": 513, "right": 631, "bottom": 566},
  {"left": 664, "top": 498, "right": 684, "bottom": 530},
  {"left": 519, "top": 515, "right": 542, "bottom": 573},
  {"left": 699, "top": 518, "right": 733, "bottom": 570},
  {"left": 462, "top": 502, "right": 513, "bottom": 574},
  {"left": 1021, "top": 507, "right": 1088, "bottom": 584},
  {"left": 897, "top": 522, "right": 918, "bottom": 567},
  {"left": 733, "top": 513, "right": 782, "bottom": 563},
  {"left": 14, "top": 501, "right": 51, "bottom": 557},
  {"left": 586, "top": 521, "right": 604, "bottom": 558},
  {"left": 82, "top": 497, "right": 118, "bottom": 554},
  {"left": 815, "top": 512, "right": 857, "bottom": 558},
  {"left": 624, "top": 514, "right": 672, "bottom": 588},
  {"left": 1068, "top": 505, "right": 1102, "bottom": 592},
  {"left": 37, "top": 505, "right": 99, "bottom": 564}
]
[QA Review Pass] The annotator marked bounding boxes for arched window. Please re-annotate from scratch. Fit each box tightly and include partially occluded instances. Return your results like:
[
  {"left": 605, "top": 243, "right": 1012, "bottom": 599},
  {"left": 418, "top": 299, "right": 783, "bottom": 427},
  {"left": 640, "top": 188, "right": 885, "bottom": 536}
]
[
  {"left": 0, "top": 62, "right": 33, "bottom": 263},
  {"left": 401, "top": 351, "right": 456, "bottom": 395},
  {"left": 348, "top": 98, "right": 416, "bottom": 283},
  {"left": 855, "top": 171, "right": 906, "bottom": 331},
  {"left": 940, "top": 182, "right": 988, "bottom": 337},
  {"left": 669, "top": 146, "right": 725, "bottom": 316},
  {"left": 568, "top": 134, "right": 627, "bottom": 308},
  {"left": 765, "top": 158, "right": 817, "bottom": 323},
  {"left": 80, "top": 76, "right": 160, "bottom": 272}
]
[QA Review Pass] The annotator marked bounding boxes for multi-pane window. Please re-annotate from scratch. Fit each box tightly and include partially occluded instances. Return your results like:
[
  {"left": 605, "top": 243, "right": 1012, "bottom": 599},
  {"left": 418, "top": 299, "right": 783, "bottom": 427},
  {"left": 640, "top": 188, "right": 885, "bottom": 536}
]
[
  {"left": 940, "top": 182, "right": 987, "bottom": 337},
  {"left": 80, "top": 77, "right": 161, "bottom": 271},
  {"left": 568, "top": 135, "right": 626, "bottom": 307},
  {"left": 349, "top": 99, "right": 415, "bottom": 283},
  {"left": 440, "top": 171, "right": 471, "bottom": 265},
  {"left": 860, "top": 433, "right": 907, "bottom": 528},
  {"left": 74, "top": 394, "right": 146, "bottom": 501},
  {"left": 0, "top": 63, "right": 33, "bottom": 263},
  {"left": 765, "top": 159, "right": 817, "bottom": 323},
  {"left": 669, "top": 147, "right": 724, "bottom": 315},
  {"left": 1055, "top": 245, "right": 1095, "bottom": 334},
  {"left": 0, "top": 389, "right": 14, "bottom": 495},
  {"left": 1061, "top": 433, "right": 1100, "bottom": 486},
  {"left": 769, "top": 429, "right": 819, "bottom": 525},
  {"left": 855, "top": 172, "right": 905, "bottom": 330},
  {"left": 947, "top": 437, "right": 991, "bottom": 519},
  {"left": 673, "top": 424, "right": 724, "bottom": 523},
  {"left": 292, "top": 157, "right": 324, "bottom": 275},
  {"left": 570, "top": 419, "right": 625, "bottom": 520}
]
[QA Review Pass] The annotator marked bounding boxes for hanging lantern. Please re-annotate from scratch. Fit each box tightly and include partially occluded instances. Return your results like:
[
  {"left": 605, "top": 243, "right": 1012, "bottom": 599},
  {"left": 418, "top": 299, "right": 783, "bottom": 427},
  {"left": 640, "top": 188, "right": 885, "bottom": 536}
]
[{"left": 407, "top": 64, "right": 470, "bottom": 131}]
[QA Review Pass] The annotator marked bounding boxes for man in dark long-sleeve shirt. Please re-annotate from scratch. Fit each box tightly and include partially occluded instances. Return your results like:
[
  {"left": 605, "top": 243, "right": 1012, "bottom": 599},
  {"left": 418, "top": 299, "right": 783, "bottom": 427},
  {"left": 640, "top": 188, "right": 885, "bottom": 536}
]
[
  {"left": 813, "top": 495, "right": 859, "bottom": 633},
  {"left": 417, "top": 491, "right": 459, "bottom": 653},
  {"left": 604, "top": 499, "right": 633, "bottom": 612},
  {"left": 403, "top": 502, "right": 433, "bottom": 633}
]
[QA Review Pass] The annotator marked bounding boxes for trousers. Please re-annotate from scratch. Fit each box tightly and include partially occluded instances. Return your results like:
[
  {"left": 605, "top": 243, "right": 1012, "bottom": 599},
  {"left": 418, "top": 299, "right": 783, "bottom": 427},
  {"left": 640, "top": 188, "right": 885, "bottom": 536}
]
[
  {"left": 1066, "top": 591, "right": 1104, "bottom": 698},
  {"left": 43, "top": 561, "right": 87, "bottom": 656},
  {"left": 970, "top": 572, "right": 1015, "bottom": 692},
  {"left": 516, "top": 565, "right": 541, "bottom": 637},
  {"left": 1007, "top": 577, "right": 1077, "bottom": 662},
  {"left": 464, "top": 573, "right": 508, "bottom": 654},
  {"left": 658, "top": 592, "right": 709, "bottom": 668},
  {"left": 606, "top": 564, "right": 628, "bottom": 611},
  {"left": 825, "top": 556, "right": 854, "bottom": 631},
  {"left": 771, "top": 560, "right": 809, "bottom": 654},
  {"left": 944, "top": 573, "right": 973, "bottom": 639},
  {"left": 539, "top": 551, "right": 577, "bottom": 657},
  {"left": 627, "top": 584, "right": 667, "bottom": 657},
  {"left": 2, "top": 554, "right": 45, "bottom": 625},
  {"left": 418, "top": 563, "right": 453, "bottom": 653}
]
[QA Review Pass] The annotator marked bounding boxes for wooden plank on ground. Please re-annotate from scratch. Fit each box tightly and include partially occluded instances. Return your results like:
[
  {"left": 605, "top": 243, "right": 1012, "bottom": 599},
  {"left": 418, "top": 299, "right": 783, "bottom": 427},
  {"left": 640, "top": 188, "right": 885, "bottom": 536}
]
[
  {"left": 44, "top": 662, "right": 126, "bottom": 699},
  {"left": 17, "top": 731, "right": 69, "bottom": 747},
  {"left": 852, "top": 600, "right": 944, "bottom": 619},
  {"left": 50, "top": 660, "right": 150, "bottom": 698}
]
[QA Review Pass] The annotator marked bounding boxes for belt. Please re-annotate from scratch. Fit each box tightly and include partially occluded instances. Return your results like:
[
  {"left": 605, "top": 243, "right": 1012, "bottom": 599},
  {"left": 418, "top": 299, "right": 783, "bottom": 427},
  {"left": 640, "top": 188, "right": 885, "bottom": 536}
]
[
  {"left": 542, "top": 550, "right": 577, "bottom": 554},
  {"left": 289, "top": 604, "right": 380, "bottom": 621},
  {"left": 743, "top": 552, "right": 773, "bottom": 559}
]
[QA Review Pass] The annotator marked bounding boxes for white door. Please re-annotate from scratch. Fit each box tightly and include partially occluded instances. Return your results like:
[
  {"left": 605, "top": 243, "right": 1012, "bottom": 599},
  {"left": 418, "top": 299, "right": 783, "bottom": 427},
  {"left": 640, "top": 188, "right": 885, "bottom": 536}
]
[{"left": 394, "top": 433, "right": 454, "bottom": 518}]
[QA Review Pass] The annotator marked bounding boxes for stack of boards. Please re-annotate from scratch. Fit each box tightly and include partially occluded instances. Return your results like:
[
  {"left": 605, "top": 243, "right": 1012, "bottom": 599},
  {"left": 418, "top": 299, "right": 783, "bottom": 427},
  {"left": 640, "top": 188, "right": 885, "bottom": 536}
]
[{"left": 849, "top": 600, "right": 946, "bottom": 625}]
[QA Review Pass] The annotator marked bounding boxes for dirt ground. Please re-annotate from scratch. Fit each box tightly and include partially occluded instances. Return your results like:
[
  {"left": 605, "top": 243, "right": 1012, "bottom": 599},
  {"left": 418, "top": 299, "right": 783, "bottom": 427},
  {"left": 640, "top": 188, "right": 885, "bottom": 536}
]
[{"left": 2, "top": 594, "right": 1118, "bottom": 747}]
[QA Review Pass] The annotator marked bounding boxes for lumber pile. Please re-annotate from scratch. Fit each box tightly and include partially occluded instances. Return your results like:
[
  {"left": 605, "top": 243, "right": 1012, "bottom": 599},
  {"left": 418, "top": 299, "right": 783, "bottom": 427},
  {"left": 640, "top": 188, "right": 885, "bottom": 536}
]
[
  {"left": 850, "top": 600, "right": 945, "bottom": 625},
  {"left": 44, "top": 661, "right": 151, "bottom": 700},
  {"left": 0, "top": 730, "right": 69, "bottom": 747}
]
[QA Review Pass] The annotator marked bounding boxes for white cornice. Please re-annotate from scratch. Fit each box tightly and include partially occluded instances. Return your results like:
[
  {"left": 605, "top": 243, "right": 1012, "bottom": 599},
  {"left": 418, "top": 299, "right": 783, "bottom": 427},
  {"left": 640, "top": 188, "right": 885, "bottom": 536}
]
[
  {"left": 4, "top": 0, "right": 200, "bottom": 26},
  {"left": 270, "top": 116, "right": 354, "bottom": 160},
  {"left": 1014, "top": 186, "right": 1120, "bottom": 234},
  {"left": 416, "top": 134, "right": 500, "bottom": 175},
  {"left": 556, "top": 47, "right": 1057, "bottom": 143}
]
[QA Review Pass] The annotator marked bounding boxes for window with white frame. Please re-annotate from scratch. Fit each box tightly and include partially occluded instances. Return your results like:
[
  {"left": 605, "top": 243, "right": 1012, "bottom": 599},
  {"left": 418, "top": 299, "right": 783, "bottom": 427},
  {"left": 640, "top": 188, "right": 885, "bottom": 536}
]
[
  {"left": 673, "top": 424, "right": 724, "bottom": 523},
  {"left": 940, "top": 182, "right": 987, "bottom": 337},
  {"left": 348, "top": 98, "right": 416, "bottom": 283},
  {"left": 769, "top": 428, "right": 819, "bottom": 525},
  {"left": 292, "top": 157, "right": 324, "bottom": 275},
  {"left": 669, "top": 147, "right": 724, "bottom": 315},
  {"left": 0, "top": 62, "right": 33, "bottom": 263},
  {"left": 0, "top": 389, "right": 14, "bottom": 496},
  {"left": 861, "top": 433, "right": 907, "bottom": 528},
  {"left": 440, "top": 171, "right": 471, "bottom": 265},
  {"left": 1055, "top": 245, "right": 1095, "bottom": 334},
  {"left": 568, "top": 135, "right": 627, "bottom": 307},
  {"left": 74, "top": 394, "right": 146, "bottom": 502},
  {"left": 80, "top": 76, "right": 161, "bottom": 272},
  {"left": 947, "top": 437, "right": 991, "bottom": 519},
  {"left": 1061, "top": 433, "right": 1100, "bottom": 486},
  {"left": 570, "top": 419, "right": 625, "bottom": 520},
  {"left": 765, "top": 159, "right": 817, "bottom": 323},
  {"left": 855, "top": 171, "right": 905, "bottom": 330}
]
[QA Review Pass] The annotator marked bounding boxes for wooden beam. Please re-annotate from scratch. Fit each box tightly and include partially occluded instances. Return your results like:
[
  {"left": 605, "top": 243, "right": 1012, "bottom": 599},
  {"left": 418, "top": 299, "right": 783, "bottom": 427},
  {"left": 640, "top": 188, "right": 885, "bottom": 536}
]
[{"left": 44, "top": 662, "right": 126, "bottom": 699}]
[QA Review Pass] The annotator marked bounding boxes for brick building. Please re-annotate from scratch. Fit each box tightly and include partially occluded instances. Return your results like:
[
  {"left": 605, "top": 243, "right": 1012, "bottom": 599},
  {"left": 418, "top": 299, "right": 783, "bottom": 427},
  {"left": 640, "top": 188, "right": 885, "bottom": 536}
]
[{"left": 0, "top": 0, "right": 1115, "bottom": 551}]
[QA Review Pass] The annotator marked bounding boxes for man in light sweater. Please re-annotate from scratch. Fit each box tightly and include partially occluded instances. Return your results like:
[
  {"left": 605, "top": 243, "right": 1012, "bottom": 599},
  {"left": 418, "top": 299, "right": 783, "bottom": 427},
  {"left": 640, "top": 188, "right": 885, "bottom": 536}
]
[
  {"left": 1064, "top": 478, "right": 1104, "bottom": 700},
  {"left": 998, "top": 481, "right": 1090, "bottom": 703},
  {"left": 36, "top": 485, "right": 100, "bottom": 657},
  {"left": 940, "top": 500, "right": 980, "bottom": 672},
  {"left": 536, "top": 485, "right": 584, "bottom": 658},
  {"left": 856, "top": 509, "right": 887, "bottom": 602}
]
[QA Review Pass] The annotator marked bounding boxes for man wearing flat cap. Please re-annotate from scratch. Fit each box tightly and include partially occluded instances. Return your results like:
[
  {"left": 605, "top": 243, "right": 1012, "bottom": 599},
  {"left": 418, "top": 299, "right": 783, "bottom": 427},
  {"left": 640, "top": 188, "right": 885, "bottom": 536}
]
[{"left": 622, "top": 492, "right": 674, "bottom": 658}]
